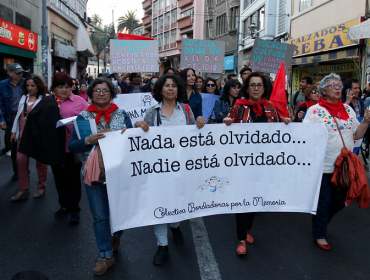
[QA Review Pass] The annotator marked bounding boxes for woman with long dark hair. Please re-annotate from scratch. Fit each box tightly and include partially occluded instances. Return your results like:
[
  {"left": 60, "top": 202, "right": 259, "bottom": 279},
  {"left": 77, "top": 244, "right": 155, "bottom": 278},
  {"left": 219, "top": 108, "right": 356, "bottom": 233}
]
[
  {"left": 10, "top": 74, "right": 49, "bottom": 201},
  {"left": 179, "top": 68, "right": 203, "bottom": 118},
  {"left": 213, "top": 79, "right": 241, "bottom": 123},
  {"left": 203, "top": 77, "right": 220, "bottom": 95}
]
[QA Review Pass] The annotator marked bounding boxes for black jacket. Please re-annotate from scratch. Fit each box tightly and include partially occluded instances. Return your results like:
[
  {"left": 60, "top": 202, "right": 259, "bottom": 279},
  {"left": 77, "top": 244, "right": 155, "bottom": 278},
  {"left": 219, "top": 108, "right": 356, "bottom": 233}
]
[{"left": 18, "top": 95, "right": 66, "bottom": 165}]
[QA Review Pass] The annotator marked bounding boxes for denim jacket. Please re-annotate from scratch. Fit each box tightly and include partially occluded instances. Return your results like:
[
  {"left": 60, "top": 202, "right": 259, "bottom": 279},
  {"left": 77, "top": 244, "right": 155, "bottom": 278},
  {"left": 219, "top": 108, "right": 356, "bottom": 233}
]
[
  {"left": 68, "top": 108, "right": 133, "bottom": 175},
  {"left": 0, "top": 78, "right": 25, "bottom": 122},
  {"left": 213, "top": 99, "right": 231, "bottom": 123}
]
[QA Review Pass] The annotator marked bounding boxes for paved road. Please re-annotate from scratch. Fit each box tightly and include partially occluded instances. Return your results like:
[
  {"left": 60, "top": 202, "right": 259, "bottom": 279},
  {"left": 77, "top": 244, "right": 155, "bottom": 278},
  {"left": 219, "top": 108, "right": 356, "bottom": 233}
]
[{"left": 1, "top": 154, "right": 370, "bottom": 279}]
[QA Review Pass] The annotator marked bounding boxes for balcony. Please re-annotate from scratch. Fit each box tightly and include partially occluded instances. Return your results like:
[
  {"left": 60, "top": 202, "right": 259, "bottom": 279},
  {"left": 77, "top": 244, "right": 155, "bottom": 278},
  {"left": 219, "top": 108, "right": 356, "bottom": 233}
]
[
  {"left": 177, "top": 16, "right": 192, "bottom": 30},
  {"left": 178, "top": 0, "right": 193, "bottom": 9},
  {"left": 165, "top": 25, "right": 170, "bottom": 31},
  {"left": 142, "top": 14, "right": 151, "bottom": 26},
  {"left": 164, "top": 44, "right": 169, "bottom": 50},
  {"left": 176, "top": 39, "right": 182, "bottom": 50},
  {"left": 170, "top": 43, "right": 176, "bottom": 49},
  {"left": 171, "top": 22, "right": 177, "bottom": 29},
  {"left": 142, "top": 30, "right": 151, "bottom": 38},
  {"left": 142, "top": 0, "right": 152, "bottom": 10}
]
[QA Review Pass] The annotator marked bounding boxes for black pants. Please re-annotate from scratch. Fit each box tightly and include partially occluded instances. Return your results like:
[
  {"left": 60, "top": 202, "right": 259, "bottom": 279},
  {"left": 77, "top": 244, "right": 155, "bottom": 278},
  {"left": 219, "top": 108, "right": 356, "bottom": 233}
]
[
  {"left": 236, "top": 212, "right": 256, "bottom": 240},
  {"left": 4, "top": 113, "right": 17, "bottom": 173},
  {"left": 51, "top": 152, "right": 82, "bottom": 213}
]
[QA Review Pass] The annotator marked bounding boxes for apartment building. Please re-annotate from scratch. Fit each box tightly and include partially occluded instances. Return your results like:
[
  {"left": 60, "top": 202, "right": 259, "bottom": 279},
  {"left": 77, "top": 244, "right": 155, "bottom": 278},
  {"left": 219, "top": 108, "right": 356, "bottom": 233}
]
[{"left": 142, "top": 0, "right": 205, "bottom": 73}]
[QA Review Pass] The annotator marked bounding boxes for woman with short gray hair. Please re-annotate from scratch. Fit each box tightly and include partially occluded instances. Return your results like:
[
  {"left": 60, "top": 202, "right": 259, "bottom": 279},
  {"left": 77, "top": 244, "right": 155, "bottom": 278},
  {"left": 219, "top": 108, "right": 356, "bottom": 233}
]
[{"left": 304, "top": 73, "right": 370, "bottom": 251}]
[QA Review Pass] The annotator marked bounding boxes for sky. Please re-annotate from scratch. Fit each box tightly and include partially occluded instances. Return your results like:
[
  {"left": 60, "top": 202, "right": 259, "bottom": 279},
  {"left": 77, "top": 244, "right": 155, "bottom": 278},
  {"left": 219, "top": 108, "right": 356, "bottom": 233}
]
[{"left": 86, "top": 0, "right": 144, "bottom": 27}]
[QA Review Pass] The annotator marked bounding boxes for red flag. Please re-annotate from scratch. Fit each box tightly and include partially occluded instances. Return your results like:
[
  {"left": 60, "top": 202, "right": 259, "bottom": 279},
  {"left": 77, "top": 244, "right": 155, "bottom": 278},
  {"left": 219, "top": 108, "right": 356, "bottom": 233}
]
[
  {"left": 269, "top": 61, "right": 290, "bottom": 118},
  {"left": 117, "top": 33, "right": 154, "bottom": 40}
]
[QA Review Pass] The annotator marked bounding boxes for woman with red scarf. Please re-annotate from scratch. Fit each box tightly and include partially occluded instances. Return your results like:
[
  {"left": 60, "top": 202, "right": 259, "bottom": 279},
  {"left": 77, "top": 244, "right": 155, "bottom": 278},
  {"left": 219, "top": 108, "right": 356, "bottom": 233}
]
[
  {"left": 68, "top": 78, "right": 132, "bottom": 276},
  {"left": 294, "top": 84, "right": 320, "bottom": 122},
  {"left": 304, "top": 73, "right": 370, "bottom": 251},
  {"left": 223, "top": 72, "right": 291, "bottom": 255}
]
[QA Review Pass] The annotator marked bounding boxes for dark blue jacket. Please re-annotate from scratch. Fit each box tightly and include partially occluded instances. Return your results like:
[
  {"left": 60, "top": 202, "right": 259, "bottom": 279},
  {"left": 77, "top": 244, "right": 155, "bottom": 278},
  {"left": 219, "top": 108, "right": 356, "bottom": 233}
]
[
  {"left": 0, "top": 78, "right": 25, "bottom": 122},
  {"left": 188, "top": 90, "right": 203, "bottom": 119},
  {"left": 340, "top": 96, "right": 365, "bottom": 117}
]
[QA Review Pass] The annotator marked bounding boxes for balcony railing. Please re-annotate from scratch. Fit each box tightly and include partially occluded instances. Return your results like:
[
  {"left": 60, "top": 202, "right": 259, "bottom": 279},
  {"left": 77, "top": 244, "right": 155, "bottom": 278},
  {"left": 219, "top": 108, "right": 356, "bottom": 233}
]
[
  {"left": 177, "top": 15, "right": 192, "bottom": 30},
  {"left": 48, "top": 0, "right": 78, "bottom": 22},
  {"left": 143, "top": 14, "right": 151, "bottom": 26},
  {"left": 142, "top": 0, "right": 152, "bottom": 10},
  {"left": 178, "top": 0, "right": 193, "bottom": 9}
]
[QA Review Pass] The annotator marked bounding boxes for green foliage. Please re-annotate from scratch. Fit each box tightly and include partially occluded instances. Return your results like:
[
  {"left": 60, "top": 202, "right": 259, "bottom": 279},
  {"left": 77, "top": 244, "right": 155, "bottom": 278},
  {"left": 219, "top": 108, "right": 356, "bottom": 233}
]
[
  {"left": 117, "top": 10, "right": 140, "bottom": 33},
  {"left": 90, "top": 23, "right": 117, "bottom": 56}
]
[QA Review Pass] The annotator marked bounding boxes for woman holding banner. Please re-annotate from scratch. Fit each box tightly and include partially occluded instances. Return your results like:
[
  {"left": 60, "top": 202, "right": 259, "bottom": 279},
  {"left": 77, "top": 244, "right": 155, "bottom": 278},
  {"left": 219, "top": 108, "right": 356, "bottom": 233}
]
[
  {"left": 223, "top": 72, "right": 291, "bottom": 255},
  {"left": 213, "top": 79, "right": 241, "bottom": 123},
  {"left": 135, "top": 74, "right": 206, "bottom": 265},
  {"left": 294, "top": 84, "right": 321, "bottom": 122},
  {"left": 304, "top": 73, "right": 370, "bottom": 251},
  {"left": 68, "top": 78, "right": 133, "bottom": 275},
  {"left": 179, "top": 68, "right": 203, "bottom": 118}
]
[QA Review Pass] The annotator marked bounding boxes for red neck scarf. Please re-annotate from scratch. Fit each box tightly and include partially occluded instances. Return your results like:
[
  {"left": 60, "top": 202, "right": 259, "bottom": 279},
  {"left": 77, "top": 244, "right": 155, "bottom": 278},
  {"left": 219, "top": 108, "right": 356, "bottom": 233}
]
[
  {"left": 297, "top": 100, "right": 316, "bottom": 109},
  {"left": 86, "top": 103, "right": 119, "bottom": 124},
  {"left": 235, "top": 98, "right": 266, "bottom": 116},
  {"left": 318, "top": 99, "right": 349, "bottom": 121}
]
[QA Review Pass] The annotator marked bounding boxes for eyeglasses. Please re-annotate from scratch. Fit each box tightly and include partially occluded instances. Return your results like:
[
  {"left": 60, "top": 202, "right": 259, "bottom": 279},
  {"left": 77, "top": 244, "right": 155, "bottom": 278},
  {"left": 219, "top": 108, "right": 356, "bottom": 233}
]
[
  {"left": 206, "top": 84, "right": 216, "bottom": 87},
  {"left": 72, "top": 82, "right": 76, "bottom": 85},
  {"left": 248, "top": 84, "right": 263, "bottom": 89},
  {"left": 93, "top": 89, "right": 111, "bottom": 95},
  {"left": 311, "top": 90, "right": 320, "bottom": 94},
  {"left": 325, "top": 84, "right": 343, "bottom": 89}
]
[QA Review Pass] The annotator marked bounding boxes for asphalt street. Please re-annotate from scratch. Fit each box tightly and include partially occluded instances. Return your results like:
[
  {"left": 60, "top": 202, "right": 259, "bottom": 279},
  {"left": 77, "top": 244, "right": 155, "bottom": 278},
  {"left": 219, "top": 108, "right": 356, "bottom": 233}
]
[{"left": 1, "top": 142, "right": 370, "bottom": 279}]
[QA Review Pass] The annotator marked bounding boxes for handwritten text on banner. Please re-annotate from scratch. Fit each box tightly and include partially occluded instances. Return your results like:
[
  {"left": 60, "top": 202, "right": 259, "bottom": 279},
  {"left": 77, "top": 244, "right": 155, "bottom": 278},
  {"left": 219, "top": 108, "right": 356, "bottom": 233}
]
[{"left": 99, "top": 123, "right": 328, "bottom": 232}]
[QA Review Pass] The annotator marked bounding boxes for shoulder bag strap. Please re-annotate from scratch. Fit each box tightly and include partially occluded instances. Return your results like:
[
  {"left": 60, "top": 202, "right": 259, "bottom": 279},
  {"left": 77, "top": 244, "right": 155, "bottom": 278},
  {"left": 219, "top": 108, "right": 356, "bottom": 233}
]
[
  {"left": 155, "top": 107, "right": 162, "bottom": 126},
  {"left": 333, "top": 117, "right": 346, "bottom": 149}
]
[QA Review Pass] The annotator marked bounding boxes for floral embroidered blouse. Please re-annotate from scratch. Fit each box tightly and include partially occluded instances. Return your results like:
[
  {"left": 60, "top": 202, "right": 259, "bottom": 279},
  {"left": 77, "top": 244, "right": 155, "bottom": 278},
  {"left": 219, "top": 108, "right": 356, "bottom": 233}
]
[{"left": 303, "top": 103, "right": 360, "bottom": 173}]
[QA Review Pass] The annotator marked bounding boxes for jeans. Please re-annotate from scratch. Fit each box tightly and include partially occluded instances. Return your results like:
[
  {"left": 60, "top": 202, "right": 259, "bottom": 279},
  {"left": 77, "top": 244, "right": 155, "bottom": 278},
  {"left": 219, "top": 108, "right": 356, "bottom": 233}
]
[
  {"left": 154, "top": 222, "right": 180, "bottom": 246},
  {"left": 236, "top": 212, "right": 255, "bottom": 240},
  {"left": 85, "top": 181, "right": 122, "bottom": 258},
  {"left": 312, "top": 174, "right": 346, "bottom": 239}
]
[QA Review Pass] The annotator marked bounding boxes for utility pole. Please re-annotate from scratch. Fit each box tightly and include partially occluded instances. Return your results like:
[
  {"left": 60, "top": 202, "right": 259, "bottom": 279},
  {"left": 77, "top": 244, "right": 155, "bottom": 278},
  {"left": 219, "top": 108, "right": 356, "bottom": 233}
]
[
  {"left": 104, "top": 26, "right": 107, "bottom": 73},
  {"left": 42, "top": 0, "right": 48, "bottom": 83}
]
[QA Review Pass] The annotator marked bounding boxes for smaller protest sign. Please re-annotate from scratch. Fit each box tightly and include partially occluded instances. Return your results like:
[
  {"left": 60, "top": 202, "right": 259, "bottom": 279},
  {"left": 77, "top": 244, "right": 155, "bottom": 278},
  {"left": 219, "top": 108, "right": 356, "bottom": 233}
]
[
  {"left": 249, "top": 39, "right": 296, "bottom": 74},
  {"left": 110, "top": 40, "right": 159, "bottom": 73},
  {"left": 180, "top": 39, "right": 225, "bottom": 73}
]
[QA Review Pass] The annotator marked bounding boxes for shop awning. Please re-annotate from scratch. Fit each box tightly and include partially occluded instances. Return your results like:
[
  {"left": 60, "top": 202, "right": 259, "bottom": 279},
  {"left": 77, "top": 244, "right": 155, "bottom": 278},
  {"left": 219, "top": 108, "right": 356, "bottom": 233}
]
[
  {"left": 347, "top": 19, "right": 370, "bottom": 40},
  {"left": 0, "top": 44, "right": 36, "bottom": 59},
  {"left": 77, "top": 18, "right": 94, "bottom": 57},
  {"left": 291, "top": 48, "right": 359, "bottom": 65}
]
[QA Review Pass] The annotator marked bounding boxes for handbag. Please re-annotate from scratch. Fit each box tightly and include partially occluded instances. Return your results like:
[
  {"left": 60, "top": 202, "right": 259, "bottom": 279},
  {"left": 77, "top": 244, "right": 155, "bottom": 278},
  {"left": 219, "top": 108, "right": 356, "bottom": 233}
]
[
  {"left": 207, "top": 108, "right": 218, "bottom": 124},
  {"left": 332, "top": 117, "right": 350, "bottom": 191}
]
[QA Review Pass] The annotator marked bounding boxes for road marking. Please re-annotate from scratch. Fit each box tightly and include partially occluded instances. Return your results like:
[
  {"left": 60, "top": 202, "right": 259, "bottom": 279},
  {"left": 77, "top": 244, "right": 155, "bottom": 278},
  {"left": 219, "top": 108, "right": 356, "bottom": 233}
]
[{"left": 190, "top": 218, "right": 222, "bottom": 280}]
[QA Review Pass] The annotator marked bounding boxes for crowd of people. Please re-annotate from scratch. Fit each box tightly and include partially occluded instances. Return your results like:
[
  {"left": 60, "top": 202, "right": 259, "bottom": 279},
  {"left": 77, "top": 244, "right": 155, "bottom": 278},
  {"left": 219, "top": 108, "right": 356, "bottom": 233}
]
[{"left": 1, "top": 62, "right": 370, "bottom": 276}]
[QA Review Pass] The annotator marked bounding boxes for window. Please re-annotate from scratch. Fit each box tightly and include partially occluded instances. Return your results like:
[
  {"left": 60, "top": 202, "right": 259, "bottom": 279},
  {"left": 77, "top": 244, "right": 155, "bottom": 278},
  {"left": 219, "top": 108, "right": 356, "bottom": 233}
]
[
  {"left": 171, "top": 30, "right": 176, "bottom": 44},
  {"left": 299, "top": 0, "right": 310, "bottom": 11},
  {"left": 153, "top": 0, "right": 158, "bottom": 13},
  {"left": 244, "top": 0, "right": 255, "bottom": 10},
  {"left": 0, "top": 3, "right": 13, "bottom": 23},
  {"left": 278, "top": 0, "right": 287, "bottom": 34},
  {"left": 206, "top": 20, "right": 213, "bottom": 38},
  {"left": 181, "top": 8, "right": 194, "bottom": 23},
  {"left": 230, "top": 6, "right": 240, "bottom": 30},
  {"left": 243, "top": 6, "right": 264, "bottom": 38},
  {"left": 158, "top": 15, "right": 163, "bottom": 29},
  {"left": 216, "top": 13, "right": 226, "bottom": 36},
  {"left": 165, "top": 12, "right": 170, "bottom": 27},
  {"left": 216, "top": 0, "right": 223, "bottom": 3},
  {"left": 153, "top": 18, "right": 158, "bottom": 31},
  {"left": 159, "top": 0, "right": 164, "bottom": 10},
  {"left": 165, "top": 0, "right": 170, "bottom": 8},
  {"left": 258, "top": 6, "right": 264, "bottom": 30},
  {"left": 171, "top": 9, "right": 177, "bottom": 24},
  {"left": 171, "top": 0, "right": 176, "bottom": 4},
  {"left": 16, "top": 13, "right": 31, "bottom": 30},
  {"left": 158, "top": 34, "right": 163, "bottom": 47},
  {"left": 164, "top": 31, "right": 169, "bottom": 45},
  {"left": 207, "top": 0, "right": 214, "bottom": 7}
]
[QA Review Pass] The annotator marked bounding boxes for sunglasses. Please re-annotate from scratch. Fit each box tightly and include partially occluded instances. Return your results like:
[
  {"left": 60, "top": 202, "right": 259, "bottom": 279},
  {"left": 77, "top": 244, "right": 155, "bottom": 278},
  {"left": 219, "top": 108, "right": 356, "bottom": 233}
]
[{"left": 206, "top": 84, "right": 216, "bottom": 87}]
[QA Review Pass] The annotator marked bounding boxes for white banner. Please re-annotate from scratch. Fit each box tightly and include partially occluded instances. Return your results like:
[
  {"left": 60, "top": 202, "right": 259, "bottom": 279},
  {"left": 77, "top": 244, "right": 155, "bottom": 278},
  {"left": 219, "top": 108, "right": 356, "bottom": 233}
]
[
  {"left": 114, "top": 93, "right": 158, "bottom": 124},
  {"left": 99, "top": 123, "right": 328, "bottom": 232}
]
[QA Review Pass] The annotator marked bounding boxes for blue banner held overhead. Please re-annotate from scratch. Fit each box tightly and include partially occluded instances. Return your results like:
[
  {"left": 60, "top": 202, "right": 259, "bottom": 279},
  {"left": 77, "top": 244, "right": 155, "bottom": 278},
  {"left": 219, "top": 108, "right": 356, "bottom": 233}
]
[{"left": 200, "top": 93, "right": 220, "bottom": 122}]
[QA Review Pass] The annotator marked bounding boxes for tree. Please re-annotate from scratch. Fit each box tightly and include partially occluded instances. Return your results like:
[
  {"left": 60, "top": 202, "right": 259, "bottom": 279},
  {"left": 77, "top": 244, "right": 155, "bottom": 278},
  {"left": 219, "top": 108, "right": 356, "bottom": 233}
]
[
  {"left": 117, "top": 10, "right": 139, "bottom": 33},
  {"left": 91, "top": 14, "right": 103, "bottom": 27}
]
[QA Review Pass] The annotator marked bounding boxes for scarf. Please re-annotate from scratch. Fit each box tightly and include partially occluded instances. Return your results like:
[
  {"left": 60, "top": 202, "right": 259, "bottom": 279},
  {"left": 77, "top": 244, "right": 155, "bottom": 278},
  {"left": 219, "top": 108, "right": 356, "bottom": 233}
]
[
  {"left": 235, "top": 98, "right": 266, "bottom": 117},
  {"left": 318, "top": 99, "right": 349, "bottom": 121},
  {"left": 86, "top": 103, "right": 119, "bottom": 124},
  {"left": 297, "top": 100, "right": 316, "bottom": 109}
]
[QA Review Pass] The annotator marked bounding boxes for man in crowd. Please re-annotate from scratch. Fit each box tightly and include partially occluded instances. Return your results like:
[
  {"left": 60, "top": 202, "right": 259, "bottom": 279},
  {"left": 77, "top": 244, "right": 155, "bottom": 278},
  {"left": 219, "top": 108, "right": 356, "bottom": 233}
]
[
  {"left": 289, "top": 76, "right": 312, "bottom": 120},
  {"left": 115, "top": 73, "right": 150, "bottom": 93},
  {"left": 0, "top": 63, "right": 25, "bottom": 180},
  {"left": 239, "top": 67, "right": 252, "bottom": 82}
]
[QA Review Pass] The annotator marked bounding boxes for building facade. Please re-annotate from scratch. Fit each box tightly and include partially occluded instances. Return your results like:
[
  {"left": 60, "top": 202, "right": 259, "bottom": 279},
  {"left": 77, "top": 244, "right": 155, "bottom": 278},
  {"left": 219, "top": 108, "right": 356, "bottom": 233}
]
[
  {"left": 142, "top": 0, "right": 205, "bottom": 74},
  {"left": 204, "top": 0, "right": 240, "bottom": 74},
  {"left": 0, "top": 0, "right": 42, "bottom": 75},
  {"left": 238, "top": 0, "right": 291, "bottom": 76},
  {"left": 287, "top": 0, "right": 366, "bottom": 93}
]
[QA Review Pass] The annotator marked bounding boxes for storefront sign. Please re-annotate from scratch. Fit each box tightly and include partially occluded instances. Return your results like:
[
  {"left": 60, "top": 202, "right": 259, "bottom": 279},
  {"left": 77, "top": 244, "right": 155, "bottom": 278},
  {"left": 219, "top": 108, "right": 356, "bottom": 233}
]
[
  {"left": 54, "top": 40, "right": 77, "bottom": 60},
  {"left": 249, "top": 39, "right": 296, "bottom": 74},
  {"left": 292, "top": 67, "right": 300, "bottom": 93},
  {"left": 110, "top": 40, "right": 159, "bottom": 73},
  {"left": 180, "top": 39, "right": 226, "bottom": 73},
  {"left": 224, "top": 55, "right": 235, "bottom": 70},
  {"left": 318, "top": 63, "right": 356, "bottom": 74},
  {"left": 0, "top": 19, "right": 38, "bottom": 52},
  {"left": 98, "top": 123, "right": 328, "bottom": 232},
  {"left": 287, "top": 18, "right": 360, "bottom": 57}
]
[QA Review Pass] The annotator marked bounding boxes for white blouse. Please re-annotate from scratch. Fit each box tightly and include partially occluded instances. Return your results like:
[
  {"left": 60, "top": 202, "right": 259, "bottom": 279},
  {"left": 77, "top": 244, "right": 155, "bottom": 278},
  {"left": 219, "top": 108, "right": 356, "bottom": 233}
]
[{"left": 303, "top": 103, "right": 360, "bottom": 173}]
